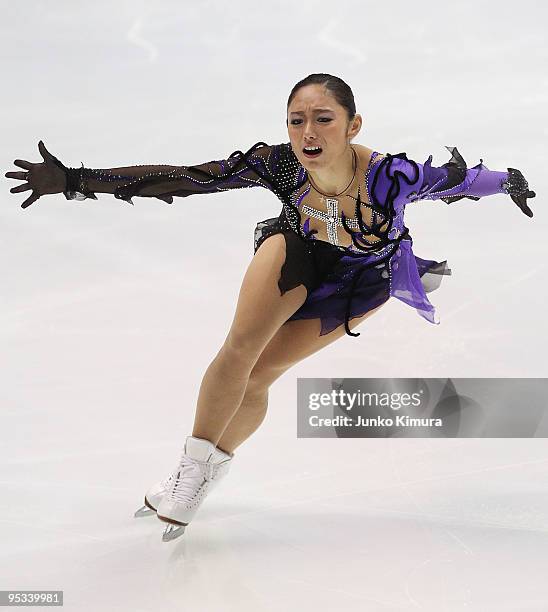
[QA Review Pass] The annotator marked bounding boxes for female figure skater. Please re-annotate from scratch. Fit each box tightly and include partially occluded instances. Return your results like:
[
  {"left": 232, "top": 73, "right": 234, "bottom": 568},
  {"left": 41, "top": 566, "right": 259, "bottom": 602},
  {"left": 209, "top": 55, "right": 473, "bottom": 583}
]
[{"left": 6, "top": 74, "right": 536, "bottom": 542}]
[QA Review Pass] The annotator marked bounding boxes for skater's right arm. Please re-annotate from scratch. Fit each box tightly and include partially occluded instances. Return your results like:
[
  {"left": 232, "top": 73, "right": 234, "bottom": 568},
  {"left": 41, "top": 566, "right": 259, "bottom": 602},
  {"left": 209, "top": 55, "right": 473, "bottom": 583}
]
[{"left": 5, "top": 140, "right": 283, "bottom": 209}]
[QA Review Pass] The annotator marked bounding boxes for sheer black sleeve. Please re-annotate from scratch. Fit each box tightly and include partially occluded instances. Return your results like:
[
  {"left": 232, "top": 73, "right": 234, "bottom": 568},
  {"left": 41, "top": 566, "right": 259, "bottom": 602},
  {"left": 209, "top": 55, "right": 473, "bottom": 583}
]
[{"left": 58, "top": 141, "right": 282, "bottom": 205}]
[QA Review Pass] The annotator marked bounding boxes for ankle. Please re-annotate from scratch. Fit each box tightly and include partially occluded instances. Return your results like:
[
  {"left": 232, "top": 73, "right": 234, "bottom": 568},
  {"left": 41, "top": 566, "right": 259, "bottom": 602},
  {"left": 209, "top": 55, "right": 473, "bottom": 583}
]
[{"left": 216, "top": 443, "right": 233, "bottom": 455}]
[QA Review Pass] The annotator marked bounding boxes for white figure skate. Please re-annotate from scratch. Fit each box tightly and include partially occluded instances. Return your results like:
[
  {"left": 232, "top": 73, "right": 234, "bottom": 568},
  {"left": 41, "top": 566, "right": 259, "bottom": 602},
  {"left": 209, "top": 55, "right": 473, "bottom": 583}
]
[
  {"left": 134, "top": 440, "right": 233, "bottom": 519},
  {"left": 133, "top": 472, "right": 176, "bottom": 518},
  {"left": 156, "top": 436, "right": 233, "bottom": 542}
]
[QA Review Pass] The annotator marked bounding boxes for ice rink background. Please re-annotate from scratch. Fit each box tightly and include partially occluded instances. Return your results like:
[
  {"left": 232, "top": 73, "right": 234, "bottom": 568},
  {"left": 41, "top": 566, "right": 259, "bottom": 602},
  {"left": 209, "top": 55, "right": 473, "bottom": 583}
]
[{"left": 1, "top": 0, "right": 548, "bottom": 610}]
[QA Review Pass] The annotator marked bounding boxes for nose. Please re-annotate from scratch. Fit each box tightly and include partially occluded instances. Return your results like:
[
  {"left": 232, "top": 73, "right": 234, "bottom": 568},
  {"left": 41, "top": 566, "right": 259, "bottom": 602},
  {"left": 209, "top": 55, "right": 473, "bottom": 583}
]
[{"left": 302, "top": 120, "right": 317, "bottom": 141}]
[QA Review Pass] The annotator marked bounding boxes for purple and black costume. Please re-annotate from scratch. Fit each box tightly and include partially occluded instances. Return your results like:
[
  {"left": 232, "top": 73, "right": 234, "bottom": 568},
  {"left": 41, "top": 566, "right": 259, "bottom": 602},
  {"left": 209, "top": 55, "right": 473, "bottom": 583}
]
[{"left": 58, "top": 141, "right": 535, "bottom": 338}]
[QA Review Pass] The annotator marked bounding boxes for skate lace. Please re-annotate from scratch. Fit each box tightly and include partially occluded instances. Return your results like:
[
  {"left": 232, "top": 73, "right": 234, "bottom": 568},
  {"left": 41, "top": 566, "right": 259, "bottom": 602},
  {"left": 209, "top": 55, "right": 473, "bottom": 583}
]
[
  {"left": 166, "top": 455, "right": 213, "bottom": 504},
  {"left": 161, "top": 472, "right": 174, "bottom": 490}
]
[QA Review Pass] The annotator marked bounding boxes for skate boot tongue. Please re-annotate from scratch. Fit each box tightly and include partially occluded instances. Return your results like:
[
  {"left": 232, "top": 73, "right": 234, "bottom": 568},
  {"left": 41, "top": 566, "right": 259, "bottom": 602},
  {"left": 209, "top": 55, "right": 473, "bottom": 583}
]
[{"left": 184, "top": 436, "right": 217, "bottom": 462}]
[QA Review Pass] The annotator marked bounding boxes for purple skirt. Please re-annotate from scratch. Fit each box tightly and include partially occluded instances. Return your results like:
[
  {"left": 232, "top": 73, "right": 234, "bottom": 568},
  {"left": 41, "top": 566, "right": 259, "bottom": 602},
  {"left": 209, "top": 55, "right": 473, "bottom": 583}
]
[{"left": 254, "top": 216, "right": 451, "bottom": 337}]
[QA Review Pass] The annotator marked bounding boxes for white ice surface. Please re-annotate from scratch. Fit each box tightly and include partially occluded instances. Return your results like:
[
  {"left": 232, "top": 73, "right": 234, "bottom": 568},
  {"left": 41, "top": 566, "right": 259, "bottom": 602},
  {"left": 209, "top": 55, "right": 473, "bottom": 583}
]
[{"left": 1, "top": 1, "right": 548, "bottom": 610}]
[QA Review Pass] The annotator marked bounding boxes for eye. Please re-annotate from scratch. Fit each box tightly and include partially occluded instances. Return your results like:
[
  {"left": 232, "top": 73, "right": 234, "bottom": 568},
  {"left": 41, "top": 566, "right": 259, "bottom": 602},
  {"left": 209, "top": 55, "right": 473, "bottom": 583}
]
[{"left": 289, "top": 118, "right": 332, "bottom": 125}]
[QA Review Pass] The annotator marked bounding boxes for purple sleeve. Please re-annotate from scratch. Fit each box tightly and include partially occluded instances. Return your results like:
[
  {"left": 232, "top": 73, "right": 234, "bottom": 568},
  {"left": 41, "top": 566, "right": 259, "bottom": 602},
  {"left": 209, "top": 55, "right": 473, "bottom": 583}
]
[{"left": 401, "top": 146, "right": 511, "bottom": 205}]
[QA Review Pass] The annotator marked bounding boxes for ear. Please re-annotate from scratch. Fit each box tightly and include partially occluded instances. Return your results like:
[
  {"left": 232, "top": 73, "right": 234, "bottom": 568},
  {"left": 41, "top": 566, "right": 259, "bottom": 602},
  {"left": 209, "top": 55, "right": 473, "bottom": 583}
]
[{"left": 348, "top": 114, "right": 363, "bottom": 140}]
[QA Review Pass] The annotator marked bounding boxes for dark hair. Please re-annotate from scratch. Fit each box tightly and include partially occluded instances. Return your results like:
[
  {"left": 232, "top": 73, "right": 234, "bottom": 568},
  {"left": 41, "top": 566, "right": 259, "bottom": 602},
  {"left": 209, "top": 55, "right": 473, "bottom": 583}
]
[{"left": 287, "top": 73, "right": 356, "bottom": 122}]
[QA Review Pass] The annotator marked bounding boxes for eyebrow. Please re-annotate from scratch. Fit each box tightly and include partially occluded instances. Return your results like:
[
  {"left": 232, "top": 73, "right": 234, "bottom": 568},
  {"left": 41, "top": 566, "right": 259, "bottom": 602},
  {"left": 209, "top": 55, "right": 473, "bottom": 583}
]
[{"left": 289, "top": 108, "right": 335, "bottom": 115}]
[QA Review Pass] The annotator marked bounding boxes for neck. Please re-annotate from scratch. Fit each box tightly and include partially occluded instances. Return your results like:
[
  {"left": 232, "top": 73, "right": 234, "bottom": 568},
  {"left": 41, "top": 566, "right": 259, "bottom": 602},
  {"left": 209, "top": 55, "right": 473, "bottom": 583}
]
[{"left": 307, "top": 145, "right": 356, "bottom": 196}]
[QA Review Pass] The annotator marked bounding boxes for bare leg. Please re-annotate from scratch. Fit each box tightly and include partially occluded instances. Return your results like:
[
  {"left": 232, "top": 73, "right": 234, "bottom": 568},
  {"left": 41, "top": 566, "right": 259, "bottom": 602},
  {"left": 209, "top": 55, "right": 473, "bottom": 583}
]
[
  {"left": 191, "top": 234, "right": 308, "bottom": 445},
  {"left": 216, "top": 302, "right": 386, "bottom": 453},
  {"left": 212, "top": 385, "right": 269, "bottom": 453}
]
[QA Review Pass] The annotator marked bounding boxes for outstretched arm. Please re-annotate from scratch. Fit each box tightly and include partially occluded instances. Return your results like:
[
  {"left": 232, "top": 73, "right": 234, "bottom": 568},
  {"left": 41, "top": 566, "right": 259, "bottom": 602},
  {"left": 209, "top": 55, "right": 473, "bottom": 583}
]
[
  {"left": 395, "top": 146, "right": 536, "bottom": 217},
  {"left": 6, "top": 140, "right": 282, "bottom": 208},
  {"left": 58, "top": 141, "right": 282, "bottom": 205}
]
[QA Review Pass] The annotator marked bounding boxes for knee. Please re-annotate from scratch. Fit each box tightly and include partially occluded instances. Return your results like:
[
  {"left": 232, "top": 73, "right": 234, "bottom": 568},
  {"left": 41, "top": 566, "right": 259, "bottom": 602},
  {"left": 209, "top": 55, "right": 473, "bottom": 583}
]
[
  {"left": 217, "top": 335, "right": 261, "bottom": 373},
  {"left": 247, "top": 363, "right": 286, "bottom": 394}
]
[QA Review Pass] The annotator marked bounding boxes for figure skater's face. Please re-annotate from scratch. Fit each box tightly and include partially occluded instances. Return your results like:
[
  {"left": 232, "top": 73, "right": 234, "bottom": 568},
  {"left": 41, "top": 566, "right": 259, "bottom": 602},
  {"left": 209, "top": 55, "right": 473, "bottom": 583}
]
[{"left": 286, "top": 84, "right": 361, "bottom": 169}]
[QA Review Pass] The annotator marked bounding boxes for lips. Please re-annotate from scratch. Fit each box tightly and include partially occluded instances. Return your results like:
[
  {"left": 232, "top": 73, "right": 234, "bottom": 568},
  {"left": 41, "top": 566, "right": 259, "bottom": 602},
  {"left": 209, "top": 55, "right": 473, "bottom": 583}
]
[{"left": 303, "top": 146, "right": 323, "bottom": 158}]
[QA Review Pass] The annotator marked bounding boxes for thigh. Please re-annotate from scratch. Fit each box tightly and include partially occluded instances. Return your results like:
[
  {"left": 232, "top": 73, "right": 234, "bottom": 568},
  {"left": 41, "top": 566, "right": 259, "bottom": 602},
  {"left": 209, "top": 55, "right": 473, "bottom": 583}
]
[
  {"left": 223, "top": 233, "right": 309, "bottom": 359},
  {"left": 248, "top": 301, "right": 386, "bottom": 388}
]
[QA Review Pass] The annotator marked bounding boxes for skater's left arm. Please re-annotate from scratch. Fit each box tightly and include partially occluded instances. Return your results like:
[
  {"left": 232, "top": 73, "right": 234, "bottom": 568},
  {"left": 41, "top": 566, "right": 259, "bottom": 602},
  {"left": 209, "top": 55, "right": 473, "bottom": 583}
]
[{"left": 394, "top": 146, "right": 536, "bottom": 217}]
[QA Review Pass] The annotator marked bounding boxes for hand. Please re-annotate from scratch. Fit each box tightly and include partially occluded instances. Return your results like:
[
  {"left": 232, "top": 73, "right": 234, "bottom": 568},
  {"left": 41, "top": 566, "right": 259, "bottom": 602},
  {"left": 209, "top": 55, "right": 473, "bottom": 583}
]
[
  {"left": 506, "top": 167, "right": 536, "bottom": 218},
  {"left": 5, "top": 140, "right": 67, "bottom": 209}
]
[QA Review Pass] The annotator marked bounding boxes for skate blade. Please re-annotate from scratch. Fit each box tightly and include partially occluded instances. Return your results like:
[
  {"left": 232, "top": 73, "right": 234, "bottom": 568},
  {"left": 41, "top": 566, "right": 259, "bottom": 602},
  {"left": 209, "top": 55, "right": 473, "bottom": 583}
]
[
  {"left": 134, "top": 505, "right": 156, "bottom": 518},
  {"left": 134, "top": 497, "right": 157, "bottom": 518},
  {"left": 162, "top": 524, "right": 186, "bottom": 542}
]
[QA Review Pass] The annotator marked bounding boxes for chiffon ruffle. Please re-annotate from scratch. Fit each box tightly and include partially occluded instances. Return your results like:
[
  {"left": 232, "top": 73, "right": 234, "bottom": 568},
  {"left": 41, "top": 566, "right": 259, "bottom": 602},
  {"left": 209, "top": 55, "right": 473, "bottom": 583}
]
[{"left": 390, "top": 239, "right": 452, "bottom": 325}]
